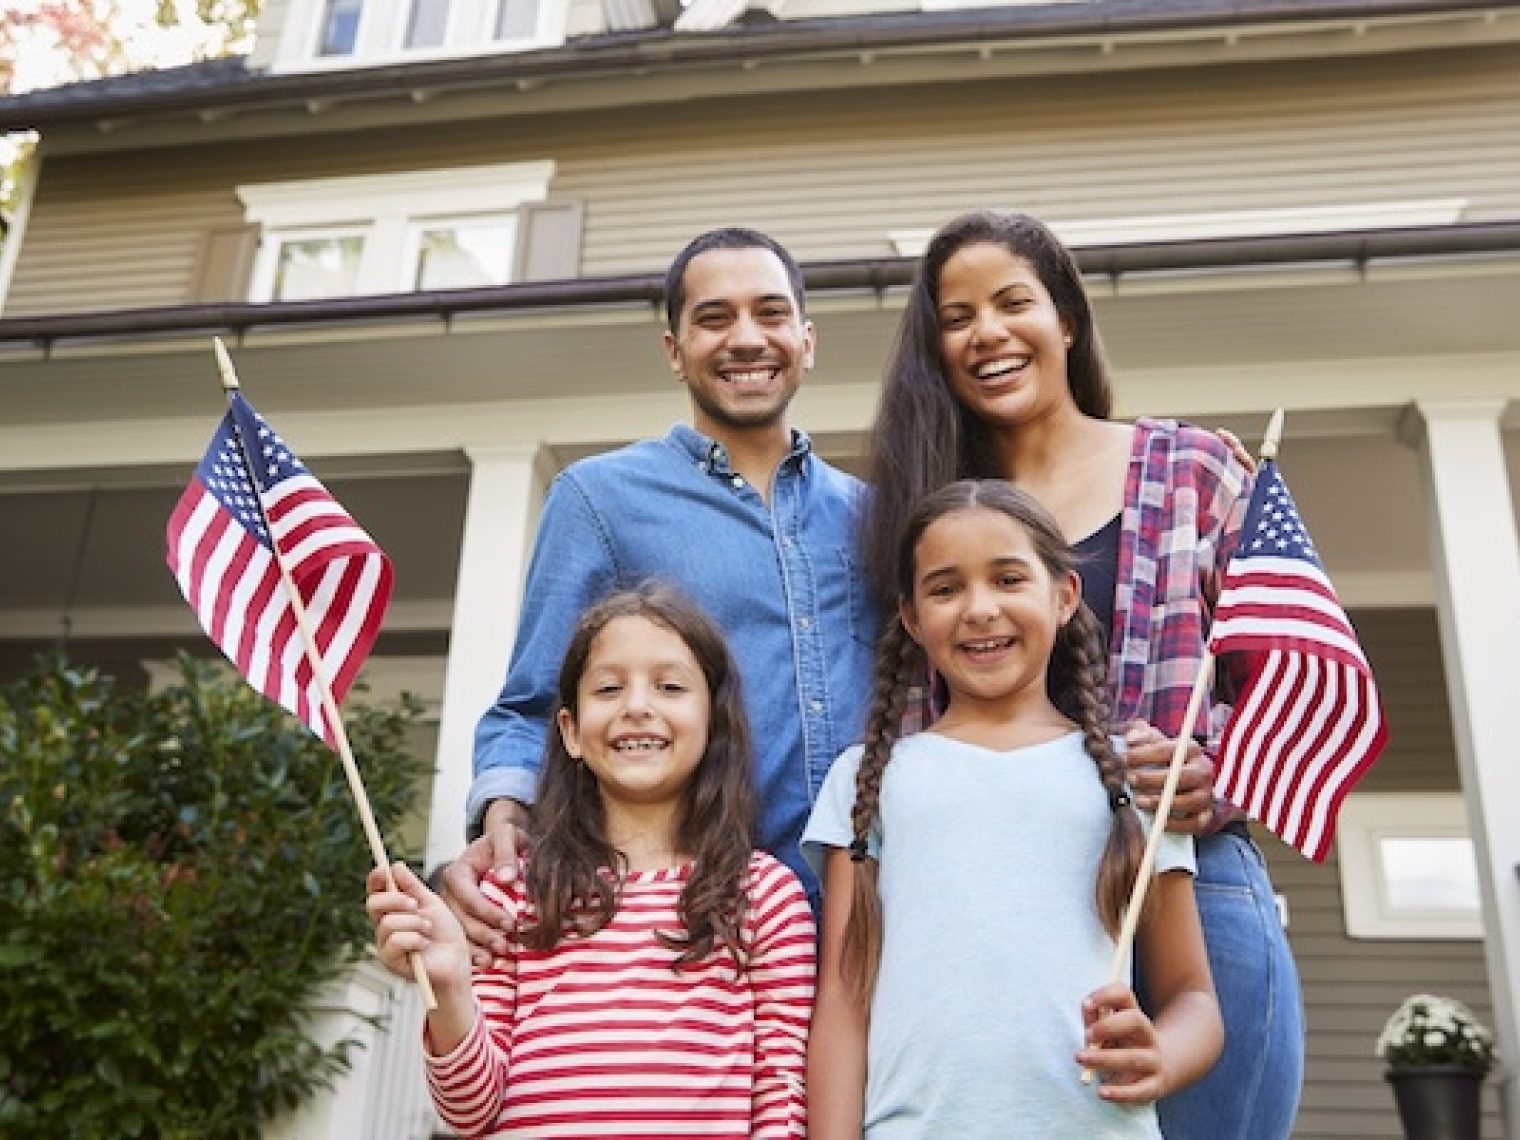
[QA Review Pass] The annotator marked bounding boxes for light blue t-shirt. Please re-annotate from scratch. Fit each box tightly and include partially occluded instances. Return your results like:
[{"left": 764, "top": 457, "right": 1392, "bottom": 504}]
[{"left": 802, "top": 730, "right": 1195, "bottom": 1139}]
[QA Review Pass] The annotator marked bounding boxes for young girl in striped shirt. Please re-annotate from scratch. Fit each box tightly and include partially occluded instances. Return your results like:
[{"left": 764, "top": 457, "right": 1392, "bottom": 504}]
[{"left": 368, "top": 584, "right": 816, "bottom": 1138}]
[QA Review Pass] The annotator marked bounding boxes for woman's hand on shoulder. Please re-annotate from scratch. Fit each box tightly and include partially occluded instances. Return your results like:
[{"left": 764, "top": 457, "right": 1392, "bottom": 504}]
[
  {"left": 1076, "top": 982, "right": 1169, "bottom": 1105},
  {"left": 1122, "top": 720, "right": 1216, "bottom": 835}
]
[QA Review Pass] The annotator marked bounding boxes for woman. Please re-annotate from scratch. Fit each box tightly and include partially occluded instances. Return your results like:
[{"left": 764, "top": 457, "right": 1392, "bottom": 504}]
[{"left": 860, "top": 210, "right": 1304, "bottom": 1140}]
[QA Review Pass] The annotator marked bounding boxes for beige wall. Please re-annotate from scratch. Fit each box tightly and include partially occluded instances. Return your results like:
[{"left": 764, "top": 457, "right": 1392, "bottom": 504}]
[
  {"left": 7, "top": 42, "right": 1520, "bottom": 316},
  {"left": 1270, "top": 607, "right": 1502, "bottom": 1140}
]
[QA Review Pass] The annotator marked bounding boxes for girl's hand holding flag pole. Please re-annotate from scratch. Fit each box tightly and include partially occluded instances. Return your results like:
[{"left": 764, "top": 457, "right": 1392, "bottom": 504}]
[{"left": 166, "top": 337, "right": 436, "bottom": 1010}]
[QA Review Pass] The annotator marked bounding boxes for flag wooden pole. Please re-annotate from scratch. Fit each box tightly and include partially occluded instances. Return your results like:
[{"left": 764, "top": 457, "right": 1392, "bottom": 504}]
[
  {"left": 1082, "top": 408, "right": 1284, "bottom": 1084},
  {"left": 212, "top": 337, "right": 437, "bottom": 1012}
]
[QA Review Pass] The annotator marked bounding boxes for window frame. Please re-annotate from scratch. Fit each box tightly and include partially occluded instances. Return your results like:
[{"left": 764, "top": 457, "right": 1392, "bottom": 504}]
[
  {"left": 401, "top": 0, "right": 455, "bottom": 50},
  {"left": 253, "top": 223, "right": 372, "bottom": 303},
  {"left": 403, "top": 212, "right": 522, "bottom": 292},
  {"left": 1336, "top": 792, "right": 1483, "bottom": 940},
  {"left": 238, "top": 163, "right": 555, "bottom": 303},
  {"left": 315, "top": 0, "right": 368, "bottom": 56},
  {"left": 277, "top": 0, "right": 569, "bottom": 71}
]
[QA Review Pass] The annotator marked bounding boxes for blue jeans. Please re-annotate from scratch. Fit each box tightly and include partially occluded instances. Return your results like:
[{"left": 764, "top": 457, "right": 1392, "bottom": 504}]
[{"left": 1151, "top": 830, "right": 1305, "bottom": 1140}]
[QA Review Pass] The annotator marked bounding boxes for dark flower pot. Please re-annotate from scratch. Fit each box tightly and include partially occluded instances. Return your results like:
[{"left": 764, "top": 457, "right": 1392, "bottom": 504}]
[{"left": 1385, "top": 1065, "right": 1484, "bottom": 1140}]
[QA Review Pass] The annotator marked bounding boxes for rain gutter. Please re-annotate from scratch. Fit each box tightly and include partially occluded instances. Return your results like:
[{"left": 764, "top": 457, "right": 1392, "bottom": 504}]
[{"left": 1, "top": 221, "right": 1518, "bottom": 351}]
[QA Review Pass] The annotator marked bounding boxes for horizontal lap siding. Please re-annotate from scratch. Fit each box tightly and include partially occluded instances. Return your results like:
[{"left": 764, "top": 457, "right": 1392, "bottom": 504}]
[
  {"left": 567, "top": 45, "right": 1520, "bottom": 272},
  {"left": 1263, "top": 608, "right": 1503, "bottom": 1139},
  {"left": 7, "top": 43, "right": 1519, "bottom": 315}
]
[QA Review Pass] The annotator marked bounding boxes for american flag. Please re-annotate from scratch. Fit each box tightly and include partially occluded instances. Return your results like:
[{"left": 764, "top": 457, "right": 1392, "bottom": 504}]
[
  {"left": 166, "top": 393, "right": 392, "bottom": 748},
  {"left": 1209, "top": 460, "right": 1387, "bottom": 861}
]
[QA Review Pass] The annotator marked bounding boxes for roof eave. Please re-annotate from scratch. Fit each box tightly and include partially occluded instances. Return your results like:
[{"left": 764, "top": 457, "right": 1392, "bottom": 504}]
[{"left": 0, "top": 0, "right": 1511, "bottom": 132}]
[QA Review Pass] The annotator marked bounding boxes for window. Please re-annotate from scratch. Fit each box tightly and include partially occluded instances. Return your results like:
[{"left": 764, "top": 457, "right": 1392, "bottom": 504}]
[
  {"left": 404, "top": 0, "right": 450, "bottom": 48},
  {"left": 238, "top": 163, "right": 555, "bottom": 303},
  {"left": 494, "top": 0, "right": 539, "bottom": 39},
  {"left": 1337, "top": 793, "right": 1483, "bottom": 940},
  {"left": 318, "top": 0, "right": 365, "bottom": 55},
  {"left": 270, "top": 231, "right": 366, "bottom": 301},
  {"left": 410, "top": 217, "right": 518, "bottom": 291},
  {"left": 275, "top": 0, "right": 569, "bottom": 72}
]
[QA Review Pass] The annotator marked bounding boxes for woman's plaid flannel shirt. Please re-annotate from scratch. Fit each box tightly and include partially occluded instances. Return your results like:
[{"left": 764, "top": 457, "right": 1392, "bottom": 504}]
[{"left": 1113, "top": 418, "right": 1256, "bottom": 826}]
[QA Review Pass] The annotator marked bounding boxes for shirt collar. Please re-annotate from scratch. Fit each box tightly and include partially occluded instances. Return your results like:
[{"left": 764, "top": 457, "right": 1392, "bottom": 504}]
[{"left": 666, "top": 423, "right": 813, "bottom": 475}]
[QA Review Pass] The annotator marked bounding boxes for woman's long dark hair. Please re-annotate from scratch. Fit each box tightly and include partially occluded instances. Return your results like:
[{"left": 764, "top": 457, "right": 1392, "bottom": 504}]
[
  {"left": 861, "top": 210, "right": 1115, "bottom": 611},
  {"left": 521, "top": 583, "right": 759, "bottom": 970},
  {"left": 842, "top": 481, "right": 1145, "bottom": 996}
]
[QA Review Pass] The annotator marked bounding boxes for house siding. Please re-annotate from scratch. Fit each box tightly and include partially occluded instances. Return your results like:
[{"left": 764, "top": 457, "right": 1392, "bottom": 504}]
[
  {"left": 5, "top": 43, "right": 1520, "bottom": 317},
  {"left": 1268, "top": 607, "right": 1503, "bottom": 1139}
]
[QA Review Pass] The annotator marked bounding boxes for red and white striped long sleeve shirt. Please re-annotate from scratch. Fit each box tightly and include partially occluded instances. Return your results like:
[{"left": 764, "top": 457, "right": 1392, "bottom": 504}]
[{"left": 424, "top": 851, "right": 816, "bottom": 1138}]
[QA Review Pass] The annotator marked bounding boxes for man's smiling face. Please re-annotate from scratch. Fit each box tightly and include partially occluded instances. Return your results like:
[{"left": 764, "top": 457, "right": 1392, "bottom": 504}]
[{"left": 663, "top": 247, "right": 815, "bottom": 436}]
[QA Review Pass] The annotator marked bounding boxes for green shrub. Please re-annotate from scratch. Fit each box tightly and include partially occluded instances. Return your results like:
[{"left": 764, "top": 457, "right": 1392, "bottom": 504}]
[{"left": 0, "top": 654, "right": 431, "bottom": 1139}]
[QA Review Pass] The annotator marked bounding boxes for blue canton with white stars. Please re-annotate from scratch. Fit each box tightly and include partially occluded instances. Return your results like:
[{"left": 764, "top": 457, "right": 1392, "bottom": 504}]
[
  {"left": 1240, "top": 461, "right": 1321, "bottom": 567},
  {"left": 194, "top": 394, "right": 308, "bottom": 550}
]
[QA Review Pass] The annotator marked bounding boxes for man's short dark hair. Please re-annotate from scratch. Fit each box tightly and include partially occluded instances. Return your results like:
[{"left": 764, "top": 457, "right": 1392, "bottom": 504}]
[{"left": 663, "top": 227, "right": 807, "bottom": 331}]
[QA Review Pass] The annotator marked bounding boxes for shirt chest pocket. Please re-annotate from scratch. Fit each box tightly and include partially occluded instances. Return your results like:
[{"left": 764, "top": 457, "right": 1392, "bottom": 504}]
[{"left": 835, "top": 546, "right": 879, "bottom": 649}]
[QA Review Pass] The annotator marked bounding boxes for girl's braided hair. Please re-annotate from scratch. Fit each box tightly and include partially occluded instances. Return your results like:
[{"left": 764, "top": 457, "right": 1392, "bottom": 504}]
[{"left": 841, "top": 479, "right": 1146, "bottom": 996}]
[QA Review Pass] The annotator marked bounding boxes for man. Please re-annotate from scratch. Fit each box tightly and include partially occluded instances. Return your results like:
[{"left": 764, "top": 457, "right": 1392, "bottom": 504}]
[{"left": 443, "top": 228, "right": 878, "bottom": 958}]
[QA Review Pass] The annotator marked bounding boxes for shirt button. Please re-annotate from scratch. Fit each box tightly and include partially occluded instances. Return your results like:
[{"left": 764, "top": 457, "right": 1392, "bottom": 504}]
[
  {"left": 731, "top": 475, "right": 744, "bottom": 489},
  {"left": 809, "top": 700, "right": 823, "bottom": 714},
  {"left": 798, "top": 616, "right": 812, "bottom": 630}
]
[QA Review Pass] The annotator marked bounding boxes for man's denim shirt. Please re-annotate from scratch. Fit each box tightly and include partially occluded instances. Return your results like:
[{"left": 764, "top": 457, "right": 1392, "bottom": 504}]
[{"left": 470, "top": 423, "right": 878, "bottom": 896}]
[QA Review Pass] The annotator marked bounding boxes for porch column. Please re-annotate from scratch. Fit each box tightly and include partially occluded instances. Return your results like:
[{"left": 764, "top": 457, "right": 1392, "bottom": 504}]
[
  {"left": 1409, "top": 399, "right": 1520, "bottom": 1135},
  {"left": 424, "top": 443, "right": 546, "bottom": 871}
]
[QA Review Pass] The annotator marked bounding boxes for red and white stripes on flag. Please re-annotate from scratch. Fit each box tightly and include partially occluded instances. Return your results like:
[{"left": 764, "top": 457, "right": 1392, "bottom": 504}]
[
  {"left": 1209, "top": 460, "right": 1387, "bottom": 862},
  {"left": 166, "top": 393, "right": 392, "bottom": 748}
]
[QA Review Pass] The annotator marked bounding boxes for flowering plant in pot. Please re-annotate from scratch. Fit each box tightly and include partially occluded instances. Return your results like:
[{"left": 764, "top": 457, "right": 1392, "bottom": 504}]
[{"left": 1377, "top": 993, "right": 1496, "bottom": 1140}]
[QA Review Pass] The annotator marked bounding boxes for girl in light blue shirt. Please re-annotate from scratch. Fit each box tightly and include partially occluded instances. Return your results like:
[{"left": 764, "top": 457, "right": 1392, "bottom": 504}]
[{"left": 804, "top": 480, "right": 1222, "bottom": 1139}]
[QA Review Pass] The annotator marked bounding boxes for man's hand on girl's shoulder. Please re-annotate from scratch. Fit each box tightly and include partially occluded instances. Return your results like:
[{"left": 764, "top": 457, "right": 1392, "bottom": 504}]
[{"left": 440, "top": 798, "right": 528, "bottom": 966}]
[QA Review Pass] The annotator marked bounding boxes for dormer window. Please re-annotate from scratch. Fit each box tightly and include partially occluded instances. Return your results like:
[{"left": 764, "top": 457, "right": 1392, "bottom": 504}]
[
  {"left": 495, "top": 0, "right": 539, "bottom": 40},
  {"left": 274, "top": 0, "right": 567, "bottom": 71},
  {"left": 404, "top": 0, "right": 450, "bottom": 48},
  {"left": 318, "top": 0, "right": 365, "bottom": 55}
]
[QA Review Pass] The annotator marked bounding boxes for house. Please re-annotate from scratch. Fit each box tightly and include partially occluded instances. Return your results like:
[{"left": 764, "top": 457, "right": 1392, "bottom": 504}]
[{"left": 1, "top": 0, "right": 1518, "bottom": 1134}]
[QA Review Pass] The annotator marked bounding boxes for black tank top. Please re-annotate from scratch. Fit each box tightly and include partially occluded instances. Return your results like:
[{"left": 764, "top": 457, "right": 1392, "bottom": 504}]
[{"left": 1072, "top": 512, "right": 1122, "bottom": 650}]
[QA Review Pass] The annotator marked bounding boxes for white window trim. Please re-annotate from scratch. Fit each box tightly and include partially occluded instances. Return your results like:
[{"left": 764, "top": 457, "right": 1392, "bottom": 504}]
[
  {"left": 887, "top": 198, "right": 1469, "bottom": 257},
  {"left": 274, "top": 0, "right": 569, "bottom": 72},
  {"left": 1336, "top": 792, "right": 1483, "bottom": 940},
  {"left": 238, "top": 162, "right": 554, "bottom": 301},
  {"left": 249, "top": 222, "right": 372, "bottom": 305}
]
